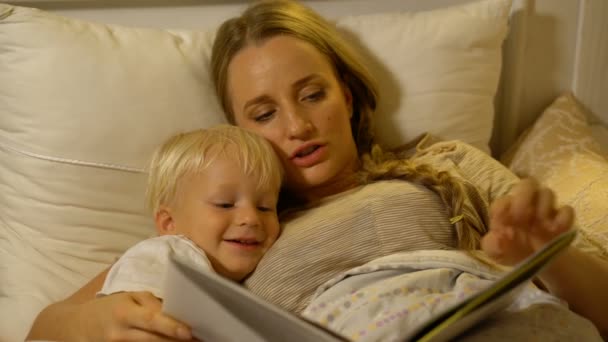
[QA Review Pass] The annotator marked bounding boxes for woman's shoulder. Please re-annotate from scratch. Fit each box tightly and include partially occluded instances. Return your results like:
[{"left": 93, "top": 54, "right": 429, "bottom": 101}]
[
  {"left": 406, "top": 134, "right": 519, "bottom": 202},
  {"left": 411, "top": 134, "right": 494, "bottom": 167}
]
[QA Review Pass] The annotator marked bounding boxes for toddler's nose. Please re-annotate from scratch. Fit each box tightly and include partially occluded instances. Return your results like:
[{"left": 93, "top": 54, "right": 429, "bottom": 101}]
[{"left": 236, "top": 205, "right": 261, "bottom": 228}]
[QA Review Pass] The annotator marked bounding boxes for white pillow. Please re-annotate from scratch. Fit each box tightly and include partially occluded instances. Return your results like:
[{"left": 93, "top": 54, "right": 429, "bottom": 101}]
[
  {"left": 0, "top": 4, "right": 225, "bottom": 339},
  {"left": 337, "top": 0, "right": 510, "bottom": 152},
  {"left": 0, "top": 0, "right": 510, "bottom": 339}
]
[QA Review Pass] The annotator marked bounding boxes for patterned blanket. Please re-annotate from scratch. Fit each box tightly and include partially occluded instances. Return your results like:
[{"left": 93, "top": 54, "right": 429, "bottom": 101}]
[{"left": 302, "top": 250, "right": 601, "bottom": 341}]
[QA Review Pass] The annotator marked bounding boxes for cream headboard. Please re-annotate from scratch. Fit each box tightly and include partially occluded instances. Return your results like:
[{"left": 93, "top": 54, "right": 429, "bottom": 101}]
[
  {"left": 7, "top": 0, "right": 608, "bottom": 155},
  {"left": 497, "top": 0, "right": 608, "bottom": 154}
]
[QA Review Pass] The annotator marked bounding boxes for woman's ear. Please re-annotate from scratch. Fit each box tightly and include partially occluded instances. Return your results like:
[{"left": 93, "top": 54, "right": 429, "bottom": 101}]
[{"left": 155, "top": 205, "right": 176, "bottom": 236}]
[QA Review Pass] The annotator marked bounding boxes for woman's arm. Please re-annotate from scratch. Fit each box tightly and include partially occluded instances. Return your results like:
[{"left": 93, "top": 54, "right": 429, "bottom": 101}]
[
  {"left": 482, "top": 178, "right": 608, "bottom": 335},
  {"left": 539, "top": 247, "right": 608, "bottom": 336},
  {"left": 417, "top": 142, "right": 608, "bottom": 333},
  {"left": 27, "top": 268, "right": 110, "bottom": 340},
  {"left": 27, "top": 267, "right": 193, "bottom": 342}
]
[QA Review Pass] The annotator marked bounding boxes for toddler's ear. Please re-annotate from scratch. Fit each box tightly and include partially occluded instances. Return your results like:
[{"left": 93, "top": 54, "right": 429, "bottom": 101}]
[{"left": 155, "top": 206, "right": 176, "bottom": 235}]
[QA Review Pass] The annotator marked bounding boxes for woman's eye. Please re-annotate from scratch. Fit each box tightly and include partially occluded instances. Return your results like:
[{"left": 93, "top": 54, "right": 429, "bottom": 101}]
[
  {"left": 254, "top": 110, "right": 275, "bottom": 122},
  {"left": 302, "top": 90, "right": 325, "bottom": 102}
]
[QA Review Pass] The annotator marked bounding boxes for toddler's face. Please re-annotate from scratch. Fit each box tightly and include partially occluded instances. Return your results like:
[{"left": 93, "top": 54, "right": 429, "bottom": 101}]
[{"left": 167, "top": 156, "right": 280, "bottom": 281}]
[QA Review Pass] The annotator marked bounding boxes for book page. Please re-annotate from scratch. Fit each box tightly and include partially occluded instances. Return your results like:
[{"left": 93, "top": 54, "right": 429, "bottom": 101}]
[
  {"left": 409, "top": 229, "right": 577, "bottom": 342},
  {"left": 162, "top": 256, "right": 349, "bottom": 342},
  {"left": 162, "top": 260, "right": 266, "bottom": 342},
  {"left": 163, "top": 230, "right": 576, "bottom": 342}
]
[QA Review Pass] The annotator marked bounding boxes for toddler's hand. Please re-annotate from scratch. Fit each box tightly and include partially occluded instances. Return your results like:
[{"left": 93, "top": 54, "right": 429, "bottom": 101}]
[{"left": 481, "top": 178, "right": 574, "bottom": 265}]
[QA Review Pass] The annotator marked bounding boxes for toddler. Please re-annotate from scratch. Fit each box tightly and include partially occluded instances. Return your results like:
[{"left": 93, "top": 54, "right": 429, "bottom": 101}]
[{"left": 98, "top": 125, "right": 283, "bottom": 298}]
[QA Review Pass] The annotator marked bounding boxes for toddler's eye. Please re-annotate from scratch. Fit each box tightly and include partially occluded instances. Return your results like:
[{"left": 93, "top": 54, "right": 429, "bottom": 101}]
[
  {"left": 215, "top": 203, "right": 234, "bottom": 209},
  {"left": 257, "top": 206, "right": 274, "bottom": 212}
]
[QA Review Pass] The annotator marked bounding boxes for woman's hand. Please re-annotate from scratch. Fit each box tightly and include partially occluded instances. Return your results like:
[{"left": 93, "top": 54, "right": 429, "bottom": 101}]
[
  {"left": 83, "top": 291, "right": 194, "bottom": 342},
  {"left": 481, "top": 178, "right": 574, "bottom": 265},
  {"left": 28, "top": 291, "right": 195, "bottom": 342},
  {"left": 481, "top": 178, "right": 608, "bottom": 335}
]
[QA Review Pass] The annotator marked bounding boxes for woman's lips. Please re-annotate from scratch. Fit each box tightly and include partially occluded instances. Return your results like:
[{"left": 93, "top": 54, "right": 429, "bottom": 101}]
[{"left": 290, "top": 144, "right": 327, "bottom": 168}]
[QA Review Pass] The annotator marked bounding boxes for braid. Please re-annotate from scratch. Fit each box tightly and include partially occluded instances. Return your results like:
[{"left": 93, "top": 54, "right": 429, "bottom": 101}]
[{"left": 358, "top": 144, "right": 489, "bottom": 251}]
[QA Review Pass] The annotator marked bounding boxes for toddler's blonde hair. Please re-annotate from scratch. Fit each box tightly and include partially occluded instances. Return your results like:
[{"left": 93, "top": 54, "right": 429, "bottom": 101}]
[{"left": 146, "top": 125, "right": 283, "bottom": 214}]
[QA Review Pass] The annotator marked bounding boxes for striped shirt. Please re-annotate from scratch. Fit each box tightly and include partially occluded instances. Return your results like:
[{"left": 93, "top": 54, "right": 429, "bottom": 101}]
[{"left": 244, "top": 139, "right": 519, "bottom": 313}]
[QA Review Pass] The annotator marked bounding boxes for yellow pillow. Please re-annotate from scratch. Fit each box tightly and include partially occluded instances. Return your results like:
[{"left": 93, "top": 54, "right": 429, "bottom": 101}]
[{"left": 503, "top": 93, "right": 608, "bottom": 260}]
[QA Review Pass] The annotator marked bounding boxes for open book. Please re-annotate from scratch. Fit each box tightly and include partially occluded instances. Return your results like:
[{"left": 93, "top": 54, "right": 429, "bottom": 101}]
[{"left": 162, "top": 230, "right": 576, "bottom": 342}]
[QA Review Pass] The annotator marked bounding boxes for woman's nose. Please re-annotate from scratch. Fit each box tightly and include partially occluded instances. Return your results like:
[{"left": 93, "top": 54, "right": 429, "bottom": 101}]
[{"left": 286, "top": 107, "right": 313, "bottom": 140}]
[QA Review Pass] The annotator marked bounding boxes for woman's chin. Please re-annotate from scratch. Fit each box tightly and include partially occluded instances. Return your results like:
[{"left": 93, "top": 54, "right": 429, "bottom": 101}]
[
  {"left": 287, "top": 166, "right": 331, "bottom": 189},
  {"left": 286, "top": 165, "right": 356, "bottom": 199}
]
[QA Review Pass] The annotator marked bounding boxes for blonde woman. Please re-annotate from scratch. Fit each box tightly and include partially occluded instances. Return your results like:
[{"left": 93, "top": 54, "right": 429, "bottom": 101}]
[
  {"left": 29, "top": 1, "right": 608, "bottom": 340},
  {"left": 98, "top": 125, "right": 283, "bottom": 300}
]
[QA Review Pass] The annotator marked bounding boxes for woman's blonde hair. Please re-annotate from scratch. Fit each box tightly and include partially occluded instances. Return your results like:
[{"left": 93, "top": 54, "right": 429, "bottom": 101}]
[
  {"left": 211, "top": 0, "right": 378, "bottom": 154},
  {"left": 211, "top": 0, "right": 489, "bottom": 250},
  {"left": 146, "top": 125, "right": 283, "bottom": 214}
]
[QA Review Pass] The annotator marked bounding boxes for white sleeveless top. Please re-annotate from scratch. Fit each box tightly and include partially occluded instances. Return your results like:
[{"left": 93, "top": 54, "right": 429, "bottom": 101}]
[{"left": 98, "top": 235, "right": 213, "bottom": 298}]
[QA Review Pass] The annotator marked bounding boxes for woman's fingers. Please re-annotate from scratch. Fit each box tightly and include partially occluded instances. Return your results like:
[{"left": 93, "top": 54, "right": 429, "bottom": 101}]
[
  {"left": 131, "top": 291, "right": 163, "bottom": 308},
  {"left": 553, "top": 205, "right": 575, "bottom": 233},
  {"left": 490, "top": 195, "right": 511, "bottom": 224},
  {"left": 486, "top": 179, "right": 578, "bottom": 266},
  {"left": 111, "top": 328, "right": 190, "bottom": 342},
  {"left": 486, "top": 195, "right": 517, "bottom": 263},
  {"left": 481, "top": 231, "right": 502, "bottom": 259},
  {"left": 509, "top": 178, "right": 539, "bottom": 226},
  {"left": 482, "top": 227, "right": 534, "bottom": 265},
  {"left": 536, "top": 187, "right": 556, "bottom": 224},
  {"left": 78, "top": 291, "right": 196, "bottom": 342},
  {"left": 125, "top": 292, "right": 193, "bottom": 340}
]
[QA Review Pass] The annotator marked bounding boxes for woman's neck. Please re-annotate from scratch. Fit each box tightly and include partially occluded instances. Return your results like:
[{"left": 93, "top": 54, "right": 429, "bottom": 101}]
[
  {"left": 303, "top": 173, "right": 360, "bottom": 203},
  {"left": 278, "top": 171, "right": 360, "bottom": 217},
  {"left": 298, "top": 156, "right": 362, "bottom": 204}
]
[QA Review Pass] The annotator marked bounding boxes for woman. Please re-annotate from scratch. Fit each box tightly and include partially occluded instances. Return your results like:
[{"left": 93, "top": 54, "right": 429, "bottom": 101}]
[{"left": 28, "top": 1, "right": 608, "bottom": 340}]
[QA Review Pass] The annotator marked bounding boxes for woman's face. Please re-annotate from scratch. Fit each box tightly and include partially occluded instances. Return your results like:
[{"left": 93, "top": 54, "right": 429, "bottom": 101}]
[{"left": 227, "top": 35, "right": 359, "bottom": 198}]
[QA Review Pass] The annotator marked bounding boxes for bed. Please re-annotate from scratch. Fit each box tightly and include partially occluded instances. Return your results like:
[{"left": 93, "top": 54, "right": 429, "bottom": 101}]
[{"left": 0, "top": 0, "right": 606, "bottom": 340}]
